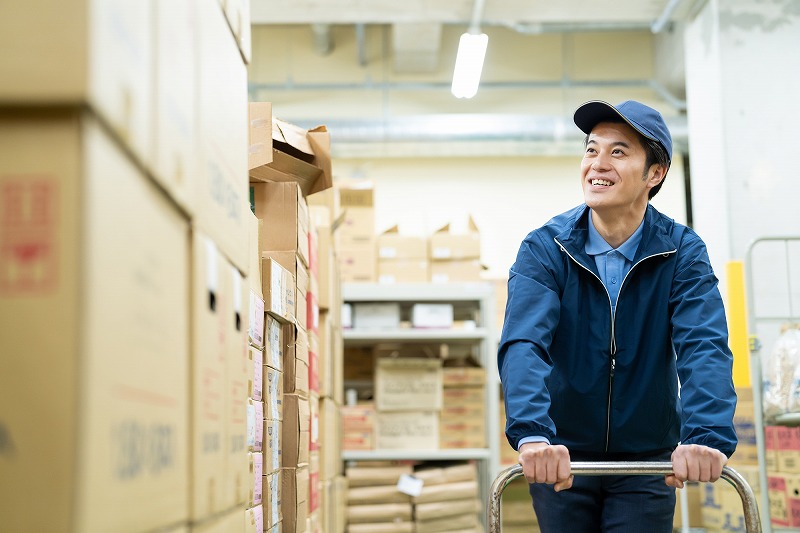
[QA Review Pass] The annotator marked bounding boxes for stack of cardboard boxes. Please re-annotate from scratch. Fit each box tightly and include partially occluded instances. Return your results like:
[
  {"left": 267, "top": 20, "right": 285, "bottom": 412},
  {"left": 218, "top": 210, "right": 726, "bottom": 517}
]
[
  {"left": 310, "top": 204, "right": 348, "bottom": 533},
  {"left": 428, "top": 217, "right": 483, "bottom": 283},
  {"left": 336, "top": 184, "right": 377, "bottom": 283},
  {"left": 440, "top": 367, "right": 487, "bottom": 449},
  {"left": 377, "top": 226, "right": 429, "bottom": 283},
  {"left": 0, "top": 0, "right": 254, "bottom": 530},
  {"left": 763, "top": 424, "right": 800, "bottom": 528},
  {"left": 499, "top": 477, "right": 540, "bottom": 533},
  {"left": 249, "top": 113, "right": 348, "bottom": 532}
]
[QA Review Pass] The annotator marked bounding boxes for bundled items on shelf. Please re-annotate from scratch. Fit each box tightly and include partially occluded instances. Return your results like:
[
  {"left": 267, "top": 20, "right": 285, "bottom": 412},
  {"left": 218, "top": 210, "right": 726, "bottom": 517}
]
[
  {"left": 411, "top": 463, "right": 482, "bottom": 533},
  {"left": 346, "top": 463, "right": 415, "bottom": 532},
  {"left": 499, "top": 476, "right": 540, "bottom": 533},
  {"left": 378, "top": 226, "right": 429, "bottom": 283},
  {"left": 429, "top": 216, "right": 483, "bottom": 283},
  {"left": 761, "top": 425, "right": 800, "bottom": 528},
  {"left": 762, "top": 325, "right": 800, "bottom": 421}
]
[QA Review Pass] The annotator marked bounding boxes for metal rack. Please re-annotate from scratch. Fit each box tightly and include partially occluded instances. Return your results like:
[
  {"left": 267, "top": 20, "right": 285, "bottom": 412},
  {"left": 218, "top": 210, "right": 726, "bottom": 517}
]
[{"left": 746, "top": 236, "right": 800, "bottom": 533}]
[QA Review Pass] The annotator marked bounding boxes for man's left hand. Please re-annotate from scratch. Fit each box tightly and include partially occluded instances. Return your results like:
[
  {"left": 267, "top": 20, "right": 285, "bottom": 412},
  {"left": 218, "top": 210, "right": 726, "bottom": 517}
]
[{"left": 666, "top": 444, "right": 727, "bottom": 488}]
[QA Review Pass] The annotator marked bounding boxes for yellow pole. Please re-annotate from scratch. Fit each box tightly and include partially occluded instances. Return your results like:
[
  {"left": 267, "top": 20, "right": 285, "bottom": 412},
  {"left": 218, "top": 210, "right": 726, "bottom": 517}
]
[{"left": 726, "top": 261, "right": 751, "bottom": 388}]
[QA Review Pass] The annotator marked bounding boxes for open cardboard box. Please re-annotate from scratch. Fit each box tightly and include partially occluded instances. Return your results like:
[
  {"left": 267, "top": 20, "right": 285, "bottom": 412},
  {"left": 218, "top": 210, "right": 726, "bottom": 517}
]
[{"left": 249, "top": 117, "right": 332, "bottom": 197}]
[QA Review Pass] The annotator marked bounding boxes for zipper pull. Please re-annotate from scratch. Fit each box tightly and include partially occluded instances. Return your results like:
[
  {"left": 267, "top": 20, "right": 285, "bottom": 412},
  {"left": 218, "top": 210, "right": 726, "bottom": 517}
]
[{"left": 610, "top": 358, "right": 616, "bottom": 377}]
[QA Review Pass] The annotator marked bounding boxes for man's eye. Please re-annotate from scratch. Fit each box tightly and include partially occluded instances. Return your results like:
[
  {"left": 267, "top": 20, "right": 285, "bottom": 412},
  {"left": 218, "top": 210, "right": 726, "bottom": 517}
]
[
  {"left": 612, "top": 149, "right": 624, "bottom": 155},
  {"left": 585, "top": 148, "right": 596, "bottom": 154}
]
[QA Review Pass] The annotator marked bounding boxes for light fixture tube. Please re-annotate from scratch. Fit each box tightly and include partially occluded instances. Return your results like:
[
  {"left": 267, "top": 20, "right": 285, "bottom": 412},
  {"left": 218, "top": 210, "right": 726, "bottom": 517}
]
[{"left": 451, "top": 31, "right": 488, "bottom": 99}]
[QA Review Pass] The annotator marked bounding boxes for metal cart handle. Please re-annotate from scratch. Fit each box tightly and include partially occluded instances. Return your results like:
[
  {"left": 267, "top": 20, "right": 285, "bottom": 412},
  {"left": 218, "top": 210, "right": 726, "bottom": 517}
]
[{"left": 488, "top": 461, "right": 762, "bottom": 533}]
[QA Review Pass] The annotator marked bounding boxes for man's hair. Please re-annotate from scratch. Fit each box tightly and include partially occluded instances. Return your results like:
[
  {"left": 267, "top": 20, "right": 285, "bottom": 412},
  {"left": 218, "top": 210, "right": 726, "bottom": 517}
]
[{"left": 583, "top": 117, "right": 671, "bottom": 199}]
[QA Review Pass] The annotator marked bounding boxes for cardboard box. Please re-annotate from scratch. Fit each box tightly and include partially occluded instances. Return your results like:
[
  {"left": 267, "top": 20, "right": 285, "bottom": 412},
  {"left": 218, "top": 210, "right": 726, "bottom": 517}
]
[
  {"left": 265, "top": 250, "right": 309, "bottom": 331},
  {"left": 264, "top": 314, "right": 286, "bottom": 371},
  {"left": 430, "top": 259, "right": 483, "bottom": 283},
  {"left": 264, "top": 419, "right": 283, "bottom": 474},
  {"left": 248, "top": 346, "right": 264, "bottom": 400},
  {"left": 0, "top": 111, "right": 189, "bottom": 532},
  {"left": 339, "top": 243, "right": 377, "bottom": 283},
  {"left": 731, "top": 387, "right": 758, "bottom": 465},
  {"left": 248, "top": 291, "right": 265, "bottom": 349},
  {"left": 376, "top": 358, "right": 443, "bottom": 412},
  {"left": 224, "top": 265, "right": 250, "bottom": 508},
  {"left": 769, "top": 474, "right": 790, "bottom": 527},
  {"left": 248, "top": 452, "right": 263, "bottom": 507},
  {"left": 309, "top": 331, "right": 320, "bottom": 394},
  {"left": 443, "top": 386, "right": 485, "bottom": 407},
  {"left": 195, "top": 0, "right": 249, "bottom": 274},
  {"left": 264, "top": 366, "right": 284, "bottom": 421},
  {"left": 309, "top": 393, "right": 320, "bottom": 454},
  {"left": 154, "top": 0, "right": 197, "bottom": 215},
  {"left": 411, "top": 304, "right": 454, "bottom": 329},
  {"left": 221, "top": 0, "right": 251, "bottom": 63},
  {"left": 376, "top": 411, "right": 439, "bottom": 450},
  {"left": 285, "top": 325, "right": 310, "bottom": 397},
  {"left": 378, "top": 259, "right": 429, "bottom": 284},
  {"left": 429, "top": 217, "right": 480, "bottom": 261},
  {"left": 309, "top": 451, "right": 321, "bottom": 514},
  {"left": 353, "top": 303, "right": 401, "bottom": 330},
  {"left": 318, "top": 313, "right": 334, "bottom": 398},
  {"left": 190, "top": 231, "right": 229, "bottom": 519},
  {"left": 283, "top": 394, "right": 311, "bottom": 467},
  {"left": 378, "top": 227, "right": 427, "bottom": 260},
  {"left": 247, "top": 399, "right": 265, "bottom": 452},
  {"left": 0, "top": 1, "right": 154, "bottom": 168},
  {"left": 192, "top": 504, "right": 247, "bottom": 532},
  {"left": 766, "top": 425, "right": 780, "bottom": 472},
  {"left": 442, "top": 367, "right": 486, "bottom": 387},
  {"left": 319, "top": 397, "right": 342, "bottom": 481},
  {"left": 245, "top": 504, "right": 263, "bottom": 533},
  {"left": 261, "top": 257, "right": 295, "bottom": 323},
  {"left": 787, "top": 473, "right": 800, "bottom": 527},
  {"left": 248, "top": 210, "right": 263, "bottom": 292},
  {"left": 252, "top": 181, "right": 310, "bottom": 268},
  {"left": 778, "top": 426, "right": 800, "bottom": 474},
  {"left": 248, "top": 102, "right": 272, "bottom": 170},
  {"left": 337, "top": 183, "right": 374, "bottom": 247},
  {"left": 263, "top": 470, "right": 283, "bottom": 528},
  {"left": 283, "top": 466, "right": 311, "bottom": 533}
]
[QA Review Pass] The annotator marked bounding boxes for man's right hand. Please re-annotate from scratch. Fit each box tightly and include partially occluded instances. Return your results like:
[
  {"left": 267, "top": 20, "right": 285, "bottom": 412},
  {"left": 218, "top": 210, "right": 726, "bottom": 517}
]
[{"left": 518, "top": 442, "right": 573, "bottom": 492}]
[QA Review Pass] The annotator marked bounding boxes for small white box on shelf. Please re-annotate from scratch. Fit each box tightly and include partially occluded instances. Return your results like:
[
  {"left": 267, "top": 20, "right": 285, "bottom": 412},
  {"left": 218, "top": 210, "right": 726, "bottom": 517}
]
[
  {"left": 411, "top": 304, "right": 454, "bottom": 329},
  {"left": 353, "top": 302, "right": 401, "bottom": 329}
]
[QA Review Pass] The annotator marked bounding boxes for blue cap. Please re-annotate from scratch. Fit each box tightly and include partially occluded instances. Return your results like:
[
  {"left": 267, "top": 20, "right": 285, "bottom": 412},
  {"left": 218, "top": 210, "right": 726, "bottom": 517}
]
[{"left": 573, "top": 100, "right": 673, "bottom": 163}]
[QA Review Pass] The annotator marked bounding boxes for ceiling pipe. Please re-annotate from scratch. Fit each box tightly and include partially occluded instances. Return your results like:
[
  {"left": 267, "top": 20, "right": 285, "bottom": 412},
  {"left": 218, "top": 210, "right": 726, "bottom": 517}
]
[
  {"left": 355, "top": 23, "right": 367, "bottom": 66},
  {"left": 468, "top": 0, "right": 487, "bottom": 33},
  {"left": 311, "top": 23, "right": 333, "bottom": 55}
]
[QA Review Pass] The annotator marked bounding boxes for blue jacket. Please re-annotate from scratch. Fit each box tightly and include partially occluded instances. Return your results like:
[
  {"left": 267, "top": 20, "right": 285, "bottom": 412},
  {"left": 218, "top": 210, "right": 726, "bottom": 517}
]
[{"left": 499, "top": 204, "right": 738, "bottom": 457}]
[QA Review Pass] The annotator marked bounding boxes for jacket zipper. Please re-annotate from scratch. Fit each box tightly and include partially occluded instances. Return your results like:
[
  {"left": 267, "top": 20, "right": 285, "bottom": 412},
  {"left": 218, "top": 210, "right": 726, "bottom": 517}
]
[{"left": 555, "top": 238, "right": 676, "bottom": 451}]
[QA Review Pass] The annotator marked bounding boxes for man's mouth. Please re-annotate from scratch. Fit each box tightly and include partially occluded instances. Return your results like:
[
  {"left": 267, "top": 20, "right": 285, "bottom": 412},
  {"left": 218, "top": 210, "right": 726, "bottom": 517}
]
[{"left": 591, "top": 179, "right": 613, "bottom": 186}]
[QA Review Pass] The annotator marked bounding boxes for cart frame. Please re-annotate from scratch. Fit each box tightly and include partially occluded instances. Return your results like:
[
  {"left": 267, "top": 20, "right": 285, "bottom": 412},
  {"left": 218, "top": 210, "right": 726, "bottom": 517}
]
[{"left": 488, "top": 461, "right": 761, "bottom": 532}]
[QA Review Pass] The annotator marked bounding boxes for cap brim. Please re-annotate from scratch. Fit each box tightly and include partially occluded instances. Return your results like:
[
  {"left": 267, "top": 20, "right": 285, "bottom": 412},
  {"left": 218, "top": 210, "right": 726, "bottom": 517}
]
[{"left": 573, "top": 100, "right": 628, "bottom": 135}]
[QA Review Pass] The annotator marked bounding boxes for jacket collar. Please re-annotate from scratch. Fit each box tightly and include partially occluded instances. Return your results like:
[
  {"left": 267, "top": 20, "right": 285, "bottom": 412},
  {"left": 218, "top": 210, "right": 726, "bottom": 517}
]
[{"left": 555, "top": 204, "right": 676, "bottom": 269}]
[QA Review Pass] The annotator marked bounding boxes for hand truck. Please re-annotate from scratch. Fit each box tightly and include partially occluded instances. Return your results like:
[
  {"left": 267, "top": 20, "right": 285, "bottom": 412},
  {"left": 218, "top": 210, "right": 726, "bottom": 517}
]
[{"left": 488, "top": 461, "right": 762, "bottom": 532}]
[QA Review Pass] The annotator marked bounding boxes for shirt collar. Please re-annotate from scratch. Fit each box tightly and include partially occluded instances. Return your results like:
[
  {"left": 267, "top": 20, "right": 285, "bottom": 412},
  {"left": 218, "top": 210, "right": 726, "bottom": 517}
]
[{"left": 585, "top": 210, "right": 645, "bottom": 262}]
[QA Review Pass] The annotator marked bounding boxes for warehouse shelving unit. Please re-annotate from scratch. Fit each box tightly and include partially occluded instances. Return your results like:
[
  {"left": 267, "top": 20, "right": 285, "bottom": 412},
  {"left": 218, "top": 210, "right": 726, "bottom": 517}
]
[
  {"left": 341, "top": 281, "right": 500, "bottom": 523},
  {"left": 746, "top": 236, "right": 800, "bottom": 533}
]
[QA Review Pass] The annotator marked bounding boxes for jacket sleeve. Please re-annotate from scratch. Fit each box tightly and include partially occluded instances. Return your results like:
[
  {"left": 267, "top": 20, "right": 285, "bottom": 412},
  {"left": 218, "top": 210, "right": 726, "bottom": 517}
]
[
  {"left": 670, "top": 231, "right": 738, "bottom": 457},
  {"left": 498, "top": 234, "right": 563, "bottom": 451}
]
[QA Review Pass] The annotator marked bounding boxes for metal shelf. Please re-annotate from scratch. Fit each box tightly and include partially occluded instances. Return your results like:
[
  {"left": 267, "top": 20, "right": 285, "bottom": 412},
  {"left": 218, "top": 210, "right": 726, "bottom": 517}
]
[
  {"left": 774, "top": 413, "right": 800, "bottom": 426},
  {"left": 343, "top": 448, "right": 492, "bottom": 462},
  {"left": 343, "top": 281, "right": 493, "bottom": 302},
  {"left": 343, "top": 327, "right": 489, "bottom": 342}
]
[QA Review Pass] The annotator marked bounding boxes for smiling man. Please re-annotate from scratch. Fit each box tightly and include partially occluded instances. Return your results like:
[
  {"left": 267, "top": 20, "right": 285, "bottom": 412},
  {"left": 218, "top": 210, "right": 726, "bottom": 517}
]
[{"left": 498, "top": 100, "right": 738, "bottom": 532}]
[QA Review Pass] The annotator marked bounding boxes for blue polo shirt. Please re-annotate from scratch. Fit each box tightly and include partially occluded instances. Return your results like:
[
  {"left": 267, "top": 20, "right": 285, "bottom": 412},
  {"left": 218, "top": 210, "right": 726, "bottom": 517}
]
[{"left": 515, "top": 211, "right": 645, "bottom": 449}]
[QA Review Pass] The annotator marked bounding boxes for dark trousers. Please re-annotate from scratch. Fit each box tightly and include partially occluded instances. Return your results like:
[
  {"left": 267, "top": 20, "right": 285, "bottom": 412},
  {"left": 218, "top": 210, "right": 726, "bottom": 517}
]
[{"left": 528, "top": 451, "right": 676, "bottom": 533}]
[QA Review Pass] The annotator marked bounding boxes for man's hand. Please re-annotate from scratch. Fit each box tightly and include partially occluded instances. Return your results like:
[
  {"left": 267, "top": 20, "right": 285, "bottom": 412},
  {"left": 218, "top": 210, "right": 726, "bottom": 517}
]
[
  {"left": 666, "top": 444, "right": 727, "bottom": 488},
  {"left": 518, "top": 442, "right": 573, "bottom": 492}
]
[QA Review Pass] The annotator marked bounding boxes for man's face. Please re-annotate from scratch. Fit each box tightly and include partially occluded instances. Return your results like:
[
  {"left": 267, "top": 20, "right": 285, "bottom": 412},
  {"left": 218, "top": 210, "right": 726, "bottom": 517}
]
[{"left": 580, "top": 121, "right": 660, "bottom": 214}]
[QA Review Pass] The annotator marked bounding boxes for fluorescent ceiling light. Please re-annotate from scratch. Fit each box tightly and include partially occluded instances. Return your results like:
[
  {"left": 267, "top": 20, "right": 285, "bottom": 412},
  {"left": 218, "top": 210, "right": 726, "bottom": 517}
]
[{"left": 451, "top": 31, "right": 488, "bottom": 99}]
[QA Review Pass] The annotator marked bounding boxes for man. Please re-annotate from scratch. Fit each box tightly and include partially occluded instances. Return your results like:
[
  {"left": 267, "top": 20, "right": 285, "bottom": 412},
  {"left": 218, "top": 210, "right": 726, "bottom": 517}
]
[{"left": 498, "top": 100, "right": 738, "bottom": 532}]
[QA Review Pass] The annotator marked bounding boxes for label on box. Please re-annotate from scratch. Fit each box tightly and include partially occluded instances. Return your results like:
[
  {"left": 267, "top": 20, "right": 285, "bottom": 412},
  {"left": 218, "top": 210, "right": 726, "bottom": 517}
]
[
  {"left": 267, "top": 319, "right": 282, "bottom": 372},
  {"left": 252, "top": 348, "right": 263, "bottom": 401},
  {"left": 271, "top": 261, "right": 284, "bottom": 316},
  {"left": 379, "top": 247, "right": 398, "bottom": 259},
  {"left": 249, "top": 291, "right": 265, "bottom": 347},
  {"left": 397, "top": 474, "right": 424, "bottom": 497},
  {"left": 247, "top": 402, "right": 256, "bottom": 449},
  {"left": 432, "top": 247, "right": 451, "bottom": 259},
  {"left": 247, "top": 505, "right": 264, "bottom": 532},
  {"left": 251, "top": 453, "right": 263, "bottom": 505}
]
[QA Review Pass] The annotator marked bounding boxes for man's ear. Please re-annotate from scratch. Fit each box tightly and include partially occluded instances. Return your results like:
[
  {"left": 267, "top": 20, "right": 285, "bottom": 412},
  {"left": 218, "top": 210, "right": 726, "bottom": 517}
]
[{"left": 647, "top": 164, "right": 667, "bottom": 188}]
